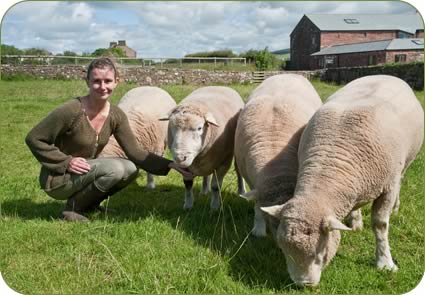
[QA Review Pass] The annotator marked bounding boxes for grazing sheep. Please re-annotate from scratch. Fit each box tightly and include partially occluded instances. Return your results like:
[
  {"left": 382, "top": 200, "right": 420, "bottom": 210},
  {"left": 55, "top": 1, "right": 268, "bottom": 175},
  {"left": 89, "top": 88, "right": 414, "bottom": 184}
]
[
  {"left": 261, "top": 75, "right": 424, "bottom": 287},
  {"left": 161, "top": 86, "right": 245, "bottom": 210},
  {"left": 100, "top": 86, "right": 176, "bottom": 189},
  {"left": 235, "top": 74, "right": 322, "bottom": 237}
]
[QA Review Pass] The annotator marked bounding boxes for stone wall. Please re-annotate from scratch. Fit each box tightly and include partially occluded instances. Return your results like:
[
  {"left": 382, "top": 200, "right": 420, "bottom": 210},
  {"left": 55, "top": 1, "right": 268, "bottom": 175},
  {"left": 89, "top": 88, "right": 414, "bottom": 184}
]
[
  {"left": 3, "top": 63, "right": 420, "bottom": 90},
  {"left": 319, "top": 62, "right": 424, "bottom": 90},
  {"left": 120, "top": 67, "right": 253, "bottom": 85},
  {"left": 0, "top": 64, "right": 314, "bottom": 85}
]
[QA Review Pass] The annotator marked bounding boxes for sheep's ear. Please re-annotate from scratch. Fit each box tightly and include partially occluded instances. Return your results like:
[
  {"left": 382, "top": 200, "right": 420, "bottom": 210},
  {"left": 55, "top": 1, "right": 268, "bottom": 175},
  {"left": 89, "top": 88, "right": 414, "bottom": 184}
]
[
  {"left": 260, "top": 204, "right": 284, "bottom": 218},
  {"left": 239, "top": 189, "right": 257, "bottom": 201},
  {"left": 205, "top": 112, "right": 219, "bottom": 127},
  {"left": 322, "top": 216, "right": 352, "bottom": 232}
]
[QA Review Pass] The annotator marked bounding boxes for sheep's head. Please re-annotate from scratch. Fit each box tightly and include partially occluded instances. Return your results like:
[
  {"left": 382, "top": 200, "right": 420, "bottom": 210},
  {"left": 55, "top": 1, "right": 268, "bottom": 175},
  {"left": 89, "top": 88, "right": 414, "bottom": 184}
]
[
  {"left": 261, "top": 204, "right": 350, "bottom": 287},
  {"left": 160, "top": 106, "right": 218, "bottom": 168}
]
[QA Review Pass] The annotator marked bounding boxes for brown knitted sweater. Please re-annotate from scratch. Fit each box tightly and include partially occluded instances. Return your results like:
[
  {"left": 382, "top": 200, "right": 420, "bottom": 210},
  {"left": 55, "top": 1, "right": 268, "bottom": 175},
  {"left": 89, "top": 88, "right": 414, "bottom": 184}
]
[{"left": 25, "top": 97, "right": 171, "bottom": 191}]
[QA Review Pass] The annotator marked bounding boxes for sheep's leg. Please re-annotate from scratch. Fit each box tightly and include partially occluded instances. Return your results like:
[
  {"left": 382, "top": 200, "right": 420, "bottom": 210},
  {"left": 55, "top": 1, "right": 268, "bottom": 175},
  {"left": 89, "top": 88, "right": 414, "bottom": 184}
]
[
  {"left": 252, "top": 202, "right": 267, "bottom": 237},
  {"left": 371, "top": 176, "right": 401, "bottom": 272},
  {"left": 234, "top": 158, "right": 246, "bottom": 195},
  {"left": 392, "top": 194, "right": 400, "bottom": 214},
  {"left": 210, "top": 161, "right": 232, "bottom": 210},
  {"left": 146, "top": 173, "right": 155, "bottom": 190},
  {"left": 393, "top": 164, "right": 411, "bottom": 214},
  {"left": 201, "top": 175, "right": 211, "bottom": 195},
  {"left": 347, "top": 209, "right": 363, "bottom": 231},
  {"left": 183, "top": 178, "right": 194, "bottom": 210}
]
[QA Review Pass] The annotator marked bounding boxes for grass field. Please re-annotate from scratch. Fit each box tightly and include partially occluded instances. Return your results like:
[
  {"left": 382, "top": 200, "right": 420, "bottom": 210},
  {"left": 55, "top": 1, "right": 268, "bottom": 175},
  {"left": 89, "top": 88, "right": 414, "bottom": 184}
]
[{"left": 0, "top": 79, "right": 423, "bottom": 294}]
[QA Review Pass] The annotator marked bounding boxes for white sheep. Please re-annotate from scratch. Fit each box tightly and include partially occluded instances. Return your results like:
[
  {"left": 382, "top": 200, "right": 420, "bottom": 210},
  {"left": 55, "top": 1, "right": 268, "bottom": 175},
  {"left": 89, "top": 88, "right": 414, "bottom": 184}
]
[
  {"left": 235, "top": 74, "right": 322, "bottom": 237},
  {"left": 100, "top": 86, "right": 176, "bottom": 189},
  {"left": 261, "top": 75, "right": 424, "bottom": 287},
  {"left": 161, "top": 86, "right": 245, "bottom": 210}
]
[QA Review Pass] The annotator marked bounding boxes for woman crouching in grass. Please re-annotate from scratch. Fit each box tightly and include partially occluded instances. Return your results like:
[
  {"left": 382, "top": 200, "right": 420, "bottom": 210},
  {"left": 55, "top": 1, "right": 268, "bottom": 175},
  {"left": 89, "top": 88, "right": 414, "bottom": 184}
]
[{"left": 25, "top": 57, "right": 191, "bottom": 222}]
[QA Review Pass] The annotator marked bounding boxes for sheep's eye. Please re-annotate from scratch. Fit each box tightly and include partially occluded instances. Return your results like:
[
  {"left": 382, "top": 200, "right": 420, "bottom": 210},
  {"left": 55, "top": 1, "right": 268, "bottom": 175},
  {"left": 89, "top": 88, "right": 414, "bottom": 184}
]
[{"left": 197, "top": 126, "right": 203, "bottom": 131}]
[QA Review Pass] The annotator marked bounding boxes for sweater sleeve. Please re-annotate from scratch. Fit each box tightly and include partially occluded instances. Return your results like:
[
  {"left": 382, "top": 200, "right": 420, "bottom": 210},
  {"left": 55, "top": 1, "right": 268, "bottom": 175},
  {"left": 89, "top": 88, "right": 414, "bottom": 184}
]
[
  {"left": 112, "top": 107, "right": 172, "bottom": 176},
  {"left": 25, "top": 104, "right": 73, "bottom": 174}
]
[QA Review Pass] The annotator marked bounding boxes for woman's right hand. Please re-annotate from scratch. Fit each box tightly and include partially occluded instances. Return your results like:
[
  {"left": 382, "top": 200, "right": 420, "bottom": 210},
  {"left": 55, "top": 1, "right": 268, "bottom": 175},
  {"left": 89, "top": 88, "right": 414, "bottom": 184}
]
[
  {"left": 67, "top": 157, "right": 91, "bottom": 174},
  {"left": 168, "top": 162, "right": 194, "bottom": 180}
]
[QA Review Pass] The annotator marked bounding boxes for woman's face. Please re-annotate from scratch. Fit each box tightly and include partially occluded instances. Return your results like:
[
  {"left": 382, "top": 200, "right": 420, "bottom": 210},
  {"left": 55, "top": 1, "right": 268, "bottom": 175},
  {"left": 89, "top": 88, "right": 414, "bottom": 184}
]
[{"left": 87, "top": 67, "right": 118, "bottom": 101}]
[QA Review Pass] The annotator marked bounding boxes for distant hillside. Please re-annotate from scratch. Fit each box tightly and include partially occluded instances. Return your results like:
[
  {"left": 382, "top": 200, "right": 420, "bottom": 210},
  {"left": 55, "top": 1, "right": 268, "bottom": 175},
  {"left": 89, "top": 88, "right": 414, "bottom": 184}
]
[{"left": 271, "top": 48, "right": 290, "bottom": 55}]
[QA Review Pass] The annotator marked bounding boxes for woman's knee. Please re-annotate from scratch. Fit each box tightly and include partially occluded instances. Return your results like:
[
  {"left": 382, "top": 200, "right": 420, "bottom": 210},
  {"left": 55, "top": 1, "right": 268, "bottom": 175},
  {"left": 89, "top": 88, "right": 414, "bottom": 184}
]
[
  {"left": 92, "top": 158, "right": 138, "bottom": 190},
  {"left": 119, "top": 159, "right": 138, "bottom": 181}
]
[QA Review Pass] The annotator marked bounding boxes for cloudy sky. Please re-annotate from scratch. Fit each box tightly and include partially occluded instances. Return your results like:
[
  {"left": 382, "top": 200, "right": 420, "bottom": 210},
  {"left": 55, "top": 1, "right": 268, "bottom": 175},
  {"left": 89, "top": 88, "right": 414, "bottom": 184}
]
[{"left": 0, "top": 1, "right": 423, "bottom": 57}]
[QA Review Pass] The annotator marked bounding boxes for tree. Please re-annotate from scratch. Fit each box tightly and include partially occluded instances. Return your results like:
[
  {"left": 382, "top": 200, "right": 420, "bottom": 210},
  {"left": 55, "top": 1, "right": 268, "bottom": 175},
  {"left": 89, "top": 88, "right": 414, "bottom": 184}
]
[
  {"left": 91, "top": 47, "right": 126, "bottom": 57},
  {"left": 63, "top": 50, "right": 77, "bottom": 56},
  {"left": 185, "top": 49, "right": 236, "bottom": 58},
  {"left": 1, "top": 44, "right": 23, "bottom": 55},
  {"left": 239, "top": 49, "right": 259, "bottom": 63},
  {"left": 23, "top": 48, "right": 51, "bottom": 56}
]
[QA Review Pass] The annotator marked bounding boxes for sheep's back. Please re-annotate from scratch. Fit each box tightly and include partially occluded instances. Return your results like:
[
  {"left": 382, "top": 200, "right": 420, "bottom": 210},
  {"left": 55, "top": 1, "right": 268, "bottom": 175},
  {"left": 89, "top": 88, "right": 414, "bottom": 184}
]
[
  {"left": 297, "top": 75, "right": 424, "bottom": 209},
  {"left": 100, "top": 87, "right": 176, "bottom": 158},
  {"left": 235, "top": 74, "right": 322, "bottom": 204},
  {"left": 119, "top": 87, "right": 176, "bottom": 113}
]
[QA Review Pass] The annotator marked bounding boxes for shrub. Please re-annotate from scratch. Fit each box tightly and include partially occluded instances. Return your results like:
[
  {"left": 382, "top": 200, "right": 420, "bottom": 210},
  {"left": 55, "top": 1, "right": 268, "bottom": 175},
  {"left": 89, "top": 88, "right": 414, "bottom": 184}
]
[{"left": 254, "top": 47, "right": 281, "bottom": 71}]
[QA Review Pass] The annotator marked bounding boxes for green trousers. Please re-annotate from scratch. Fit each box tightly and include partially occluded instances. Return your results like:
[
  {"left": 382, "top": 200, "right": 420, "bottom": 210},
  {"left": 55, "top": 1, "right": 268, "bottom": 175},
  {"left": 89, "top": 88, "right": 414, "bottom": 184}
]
[{"left": 46, "top": 157, "right": 138, "bottom": 200}]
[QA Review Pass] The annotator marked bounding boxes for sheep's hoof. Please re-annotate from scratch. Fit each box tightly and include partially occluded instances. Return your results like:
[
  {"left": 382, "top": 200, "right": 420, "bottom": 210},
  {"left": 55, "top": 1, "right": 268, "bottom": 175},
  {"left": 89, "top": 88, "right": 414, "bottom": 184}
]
[
  {"left": 252, "top": 227, "right": 267, "bottom": 237},
  {"left": 146, "top": 182, "right": 156, "bottom": 190},
  {"left": 210, "top": 200, "right": 220, "bottom": 211},
  {"left": 183, "top": 201, "right": 193, "bottom": 210},
  {"left": 200, "top": 189, "right": 210, "bottom": 195},
  {"left": 377, "top": 260, "right": 399, "bottom": 272}
]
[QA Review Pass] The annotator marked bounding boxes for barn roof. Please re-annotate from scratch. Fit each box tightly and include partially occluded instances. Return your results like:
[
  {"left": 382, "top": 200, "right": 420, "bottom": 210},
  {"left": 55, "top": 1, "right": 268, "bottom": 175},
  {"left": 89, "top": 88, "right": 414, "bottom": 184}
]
[
  {"left": 306, "top": 14, "right": 423, "bottom": 34},
  {"left": 311, "top": 38, "right": 424, "bottom": 56}
]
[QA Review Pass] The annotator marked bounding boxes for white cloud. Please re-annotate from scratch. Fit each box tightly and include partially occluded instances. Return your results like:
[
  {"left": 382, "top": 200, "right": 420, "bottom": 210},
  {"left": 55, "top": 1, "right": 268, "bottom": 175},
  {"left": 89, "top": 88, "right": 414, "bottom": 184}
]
[
  {"left": 0, "top": 1, "right": 419, "bottom": 57},
  {"left": 255, "top": 6, "right": 290, "bottom": 29}
]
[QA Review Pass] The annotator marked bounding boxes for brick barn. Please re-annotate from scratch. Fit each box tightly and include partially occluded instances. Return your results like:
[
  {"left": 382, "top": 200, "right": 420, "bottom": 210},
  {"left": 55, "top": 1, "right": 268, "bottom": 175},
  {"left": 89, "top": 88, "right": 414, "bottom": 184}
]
[
  {"left": 311, "top": 38, "right": 424, "bottom": 68},
  {"left": 290, "top": 14, "right": 424, "bottom": 70}
]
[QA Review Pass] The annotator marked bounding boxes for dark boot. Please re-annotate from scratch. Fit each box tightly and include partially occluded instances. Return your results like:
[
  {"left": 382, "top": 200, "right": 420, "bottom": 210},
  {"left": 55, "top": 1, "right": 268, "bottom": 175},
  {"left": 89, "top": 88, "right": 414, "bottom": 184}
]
[
  {"left": 91, "top": 172, "right": 139, "bottom": 213},
  {"left": 62, "top": 183, "right": 109, "bottom": 222},
  {"left": 62, "top": 211, "right": 90, "bottom": 222}
]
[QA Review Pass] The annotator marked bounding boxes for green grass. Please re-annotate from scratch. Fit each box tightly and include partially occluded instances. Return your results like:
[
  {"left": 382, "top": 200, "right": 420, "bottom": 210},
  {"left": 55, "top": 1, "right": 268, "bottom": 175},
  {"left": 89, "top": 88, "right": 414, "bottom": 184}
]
[{"left": 0, "top": 79, "right": 423, "bottom": 294}]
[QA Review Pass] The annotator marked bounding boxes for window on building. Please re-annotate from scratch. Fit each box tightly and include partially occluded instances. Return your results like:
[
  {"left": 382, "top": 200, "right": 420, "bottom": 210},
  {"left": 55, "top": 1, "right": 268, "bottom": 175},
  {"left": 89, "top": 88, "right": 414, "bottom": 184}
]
[
  {"left": 312, "top": 35, "right": 316, "bottom": 46},
  {"left": 368, "top": 55, "right": 377, "bottom": 65},
  {"left": 397, "top": 31, "right": 412, "bottom": 39},
  {"left": 325, "top": 56, "right": 336, "bottom": 67},
  {"left": 344, "top": 18, "right": 359, "bottom": 24},
  {"left": 395, "top": 54, "right": 407, "bottom": 63}
]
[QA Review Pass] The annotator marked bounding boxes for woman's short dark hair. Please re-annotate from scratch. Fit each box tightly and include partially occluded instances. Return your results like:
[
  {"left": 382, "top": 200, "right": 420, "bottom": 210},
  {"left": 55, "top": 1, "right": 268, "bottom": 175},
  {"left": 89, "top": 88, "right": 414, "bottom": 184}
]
[{"left": 86, "top": 57, "right": 119, "bottom": 80}]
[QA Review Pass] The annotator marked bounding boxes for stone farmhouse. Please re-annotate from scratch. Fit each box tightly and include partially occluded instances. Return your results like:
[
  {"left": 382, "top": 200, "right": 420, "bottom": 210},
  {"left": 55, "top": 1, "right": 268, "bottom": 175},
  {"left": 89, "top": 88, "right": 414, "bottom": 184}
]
[
  {"left": 109, "top": 40, "right": 136, "bottom": 58},
  {"left": 290, "top": 14, "right": 424, "bottom": 70}
]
